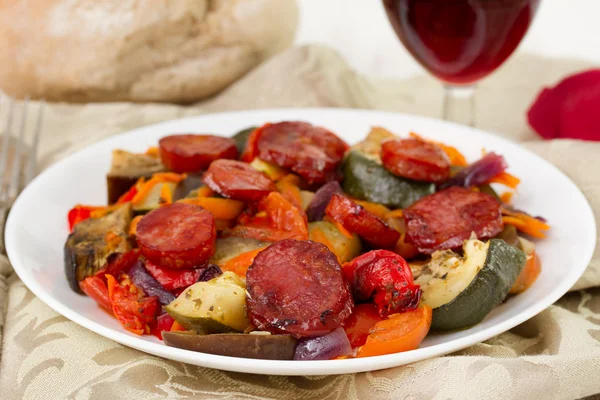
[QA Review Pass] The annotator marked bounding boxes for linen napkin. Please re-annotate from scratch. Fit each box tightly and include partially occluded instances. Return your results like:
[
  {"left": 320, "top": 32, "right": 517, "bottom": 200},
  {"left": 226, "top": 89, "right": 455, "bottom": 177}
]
[{"left": 1, "top": 45, "right": 600, "bottom": 400}]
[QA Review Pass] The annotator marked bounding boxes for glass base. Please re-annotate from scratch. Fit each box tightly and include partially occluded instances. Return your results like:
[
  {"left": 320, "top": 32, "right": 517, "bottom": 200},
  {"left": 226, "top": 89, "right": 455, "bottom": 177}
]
[{"left": 443, "top": 85, "right": 475, "bottom": 127}]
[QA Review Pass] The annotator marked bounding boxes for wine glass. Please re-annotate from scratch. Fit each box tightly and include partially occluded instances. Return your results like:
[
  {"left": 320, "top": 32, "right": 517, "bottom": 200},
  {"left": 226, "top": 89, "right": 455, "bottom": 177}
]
[{"left": 382, "top": 0, "right": 541, "bottom": 126}]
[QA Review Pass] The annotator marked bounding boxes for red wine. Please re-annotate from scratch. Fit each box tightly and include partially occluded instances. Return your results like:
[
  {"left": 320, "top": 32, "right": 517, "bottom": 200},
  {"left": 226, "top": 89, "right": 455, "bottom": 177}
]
[{"left": 383, "top": 0, "right": 540, "bottom": 84}]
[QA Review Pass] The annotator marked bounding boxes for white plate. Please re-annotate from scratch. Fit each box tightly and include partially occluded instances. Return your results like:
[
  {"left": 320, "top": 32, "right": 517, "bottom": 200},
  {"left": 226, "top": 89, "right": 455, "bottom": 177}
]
[{"left": 6, "top": 108, "right": 596, "bottom": 376}]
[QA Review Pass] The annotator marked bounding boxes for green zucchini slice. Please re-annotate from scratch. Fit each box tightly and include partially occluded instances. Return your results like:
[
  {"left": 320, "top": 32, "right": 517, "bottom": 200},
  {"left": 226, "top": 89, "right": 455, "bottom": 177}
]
[
  {"left": 132, "top": 181, "right": 178, "bottom": 214},
  {"left": 412, "top": 238, "right": 526, "bottom": 331},
  {"left": 342, "top": 151, "right": 435, "bottom": 209},
  {"left": 166, "top": 272, "right": 250, "bottom": 334},
  {"left": 308, "top": 221, "right": 362, "bottom": 263},
  {"left": 232, "top": 126, "right": 257, "bottom": 155}
]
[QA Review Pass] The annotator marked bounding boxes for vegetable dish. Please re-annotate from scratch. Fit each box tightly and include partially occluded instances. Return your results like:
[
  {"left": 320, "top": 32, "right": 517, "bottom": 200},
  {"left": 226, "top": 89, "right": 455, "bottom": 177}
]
[{"left": 64, "top": 122, "right": 549, "bottom": 360}]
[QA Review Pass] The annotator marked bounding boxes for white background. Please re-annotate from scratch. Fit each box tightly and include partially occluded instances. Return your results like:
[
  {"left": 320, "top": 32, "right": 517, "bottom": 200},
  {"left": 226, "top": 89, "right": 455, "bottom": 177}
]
[{"left": 295, "top": 1, "right": 600, "bottom": 80}]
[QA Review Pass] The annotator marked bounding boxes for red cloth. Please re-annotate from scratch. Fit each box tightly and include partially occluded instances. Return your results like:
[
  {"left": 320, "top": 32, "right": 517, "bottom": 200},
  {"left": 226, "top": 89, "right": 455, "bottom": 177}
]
[{"left": 527, "top": 69, "right": 600, "bottom": 141}]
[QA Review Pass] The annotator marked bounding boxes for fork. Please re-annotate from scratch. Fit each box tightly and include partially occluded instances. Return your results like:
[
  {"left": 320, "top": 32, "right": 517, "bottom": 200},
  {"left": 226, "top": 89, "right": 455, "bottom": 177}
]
[{"left": 0, "top": 96, "right": 44, "bottom": 254}]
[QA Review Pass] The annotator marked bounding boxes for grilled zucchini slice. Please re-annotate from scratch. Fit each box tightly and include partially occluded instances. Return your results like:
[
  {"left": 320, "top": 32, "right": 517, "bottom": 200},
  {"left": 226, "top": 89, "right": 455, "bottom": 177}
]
[{"left": 412, "top": 238, "right": 526, "bottom": 331}]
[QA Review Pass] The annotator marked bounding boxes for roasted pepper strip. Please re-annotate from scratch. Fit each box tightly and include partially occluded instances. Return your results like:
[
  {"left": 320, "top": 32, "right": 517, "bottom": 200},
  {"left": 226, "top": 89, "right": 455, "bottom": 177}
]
[
  {"left": 229, "top": 192, "right": 308, "bottom": 242},
  {"left": 179, "top": 197, "right": 245, "bottom": 220},
  {"left": 67, "top": 205, "right": 105, "bottom": 232},
  {"left": 343, "top": 250, "right": 421, "bottom": 316},
  {"left": 106, "top": 274, "right": 158, "bottom": 335},
  {"left": 220, "top": 247, "right": 267, "bottom": 277},
  {"left": 489, "top": 172, "right": 521, "bottom": 188},
  {"left": 357, "top": 305, "right": 432, "bottom": 357},
  {"left": 509, "top": 251, "right": 541, "bottom": 294},
  {"left": 343, "top": 303, "right": 384, "bottom": 348},
  {"left": 79, "top": 276, "right": 112, "bottom": 311}
]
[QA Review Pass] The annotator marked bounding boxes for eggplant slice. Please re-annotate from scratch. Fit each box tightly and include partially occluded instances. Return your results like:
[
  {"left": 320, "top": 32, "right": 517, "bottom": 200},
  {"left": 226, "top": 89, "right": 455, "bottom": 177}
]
[
  {"left": 162, "top": 331, "right": 297, "bottom": 360},
  {"left": 64, "top": 203, "right": 133, "bottom": 292},
  {"left": 107, "top": 149, "right": 166, "bottom": 204}
]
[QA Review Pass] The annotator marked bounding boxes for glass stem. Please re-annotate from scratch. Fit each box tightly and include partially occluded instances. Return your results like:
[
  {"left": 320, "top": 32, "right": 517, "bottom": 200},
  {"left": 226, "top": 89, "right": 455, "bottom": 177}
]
[{"left": 443, "top": 85, "right": 476, "bottom": 126}]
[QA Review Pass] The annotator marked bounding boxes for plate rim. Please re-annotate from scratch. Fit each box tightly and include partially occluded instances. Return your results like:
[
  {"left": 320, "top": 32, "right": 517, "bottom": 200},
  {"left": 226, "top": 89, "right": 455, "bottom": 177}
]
[{"left": 6, "top": 107, "right": 597, "bottom": 376}]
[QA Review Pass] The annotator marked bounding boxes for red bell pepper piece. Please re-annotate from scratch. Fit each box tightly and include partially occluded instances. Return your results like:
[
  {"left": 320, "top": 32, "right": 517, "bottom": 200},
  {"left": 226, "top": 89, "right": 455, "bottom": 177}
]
[
  {"left": 144, "top": 260, "right": 202, "bottom": 292},
  {"left": 67, "top": 205, "right": 104, "bottom": 232},
  {"left": 79, "top": 276, "right": 112, "bottom": 311},
  {"left": 106, "top": 274, "right": 158, "bottom": 335},
  {"left": 343, "top": 303, "right": 384, "bottom": 348},
  {"left": 103, "top": 249, "right": 142, "bottom": 279},
  {"left": 151, "top": 313, "right": 176, "bottom": 340},
  {"left": 116, "top": 185, "right": 139, "bottom": 204},
  {"left": 343, "top": 250, "right": 421, "bottom": 317}
]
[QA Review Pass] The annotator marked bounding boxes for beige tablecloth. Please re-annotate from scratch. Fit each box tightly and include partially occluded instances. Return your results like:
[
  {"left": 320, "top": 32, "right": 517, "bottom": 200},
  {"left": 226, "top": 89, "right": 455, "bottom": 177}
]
[{"left": 1, "top": 45, "right": 600, "bottom": 400}]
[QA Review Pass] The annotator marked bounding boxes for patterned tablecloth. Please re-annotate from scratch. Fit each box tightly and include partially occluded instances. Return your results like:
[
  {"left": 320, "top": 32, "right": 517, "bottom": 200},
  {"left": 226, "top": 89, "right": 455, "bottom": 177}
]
[{"left": 1, "top": 45, "right": 599, "bottom": 400}]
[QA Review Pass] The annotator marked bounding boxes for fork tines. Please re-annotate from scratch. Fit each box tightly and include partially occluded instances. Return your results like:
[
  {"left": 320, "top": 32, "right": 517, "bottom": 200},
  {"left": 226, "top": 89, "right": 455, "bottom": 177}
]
[
  {"left": 0, "top": 94, "right": 44, "bottom": 253},
  {"left": 0, "top": 95, "right": 44, "bottom": 201}
]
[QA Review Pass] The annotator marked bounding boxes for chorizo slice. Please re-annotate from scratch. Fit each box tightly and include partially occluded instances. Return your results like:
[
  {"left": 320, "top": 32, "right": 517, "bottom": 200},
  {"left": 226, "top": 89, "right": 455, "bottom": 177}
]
[
  {"left": 246, "top": 239, "right": 353, "bottom": 338},
  {"left": 325, "top": 194, "right": 400, "bottom": 249},
  {"left": 252, "top": 122, "right": 349, "bottom": 184},
  {"left": 381, "top": 138, "right": 450, "bottom": 183},
  {"left": 404, "top": 187, "right": 503, "bottom": 254},
  {"left": 203, "top": 159, "right": 276, "bottom": 202},
  {"left": 159, "top": 134, "right": 237, "bottom": 173},
  {"left": 136, "top": 203, "right": 216, "bottom": 269}
]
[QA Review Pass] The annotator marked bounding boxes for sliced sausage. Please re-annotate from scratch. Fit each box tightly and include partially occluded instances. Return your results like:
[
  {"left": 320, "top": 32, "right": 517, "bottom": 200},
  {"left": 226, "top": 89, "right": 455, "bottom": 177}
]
[
  {"left": 203, "top": 159, "right": 276, "bottom": 202},
  {"left": 381, "top": 138, "right": 450, "bottom": 182},
  {"left": 159, "top": 134, "right": 237, "bottom": 173},
  {"left": 325, "top": 194, "right": 400, "bottom": 249},
  {"left": 246, "top": 239, "right": 353, "bottom": 338},
  {"left": 136, "top": 203, "right": 216, "bottom": 269},
  {"left": 252, "top": 122, "right": 349, "bottom": 184},
  {"left": 404, "top": 186, "right": 503, "bottom": 254}
]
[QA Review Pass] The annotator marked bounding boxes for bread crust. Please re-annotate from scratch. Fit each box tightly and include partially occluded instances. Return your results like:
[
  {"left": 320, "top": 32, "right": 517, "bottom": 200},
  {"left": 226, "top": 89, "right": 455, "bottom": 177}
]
[{"left": 0, "top": 0, "right": 298, "bottom": 103}]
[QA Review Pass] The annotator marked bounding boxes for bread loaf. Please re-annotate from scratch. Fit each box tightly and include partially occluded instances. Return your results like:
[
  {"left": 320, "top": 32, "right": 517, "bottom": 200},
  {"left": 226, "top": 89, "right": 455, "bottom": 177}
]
[{"left": 0, "top": 0, "right": 298, "bottom": 103}]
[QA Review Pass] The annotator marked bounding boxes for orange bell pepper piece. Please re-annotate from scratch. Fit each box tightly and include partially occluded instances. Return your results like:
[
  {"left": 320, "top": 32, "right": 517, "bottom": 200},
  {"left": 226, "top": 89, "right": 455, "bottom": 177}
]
[
  {"left": 509, "top": 251, "right": 541, "bottom": 294},
  {"left": 131, "top": 173, "right": 186, "bottom": 205},
  {"left": 276, "top": 179, "right": 304, "bottom": 212},
  {"left": 179, "top": 197, "right": 245, "bottom": 220},
  {"left": 357, "top": 305, "right": 432, "bottom": 357},
  {"left": 220, "top": 247, "right": 266, "bottom": 277},
  {"left": 170, "top": 321, "right": 187, "bottom": 332},
  {"left": 502, "top": 207, "right": 550, "bottom": 238},
  {"left": 352, "top": 200, "right": 391, "bottom": 221},
  {"left": 229, "top": 192, "right": 308, "bottom": 242},
  {"left": 500, "top": 191, "right": 514, "bottom": 204},
  {"left": 489, "top": 172, "right": 521, "bottom": 189},
  {"left": 196, "top": 186, "right": 215, "bottom": 198}
]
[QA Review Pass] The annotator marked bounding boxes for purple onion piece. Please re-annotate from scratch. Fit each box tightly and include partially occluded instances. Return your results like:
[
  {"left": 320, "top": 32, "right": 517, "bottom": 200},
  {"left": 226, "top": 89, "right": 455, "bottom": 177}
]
[
  {"left": 439, "top": 152, "right": 508, "bottom": 190},
  {"left": 197, "top": 264, "right": 223, "bottom": 282},
  {"left": 503, "top": 205, "right": 548, "bottom": 223},
  {"left": 306, "top": 181, "right": 343, "bottom": 222},
  {"left": 129, "top": 261, "right": 176, "bottom": 305},
  {"left": 293, "top": 328, "right": 353, "bottom": 361}
]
